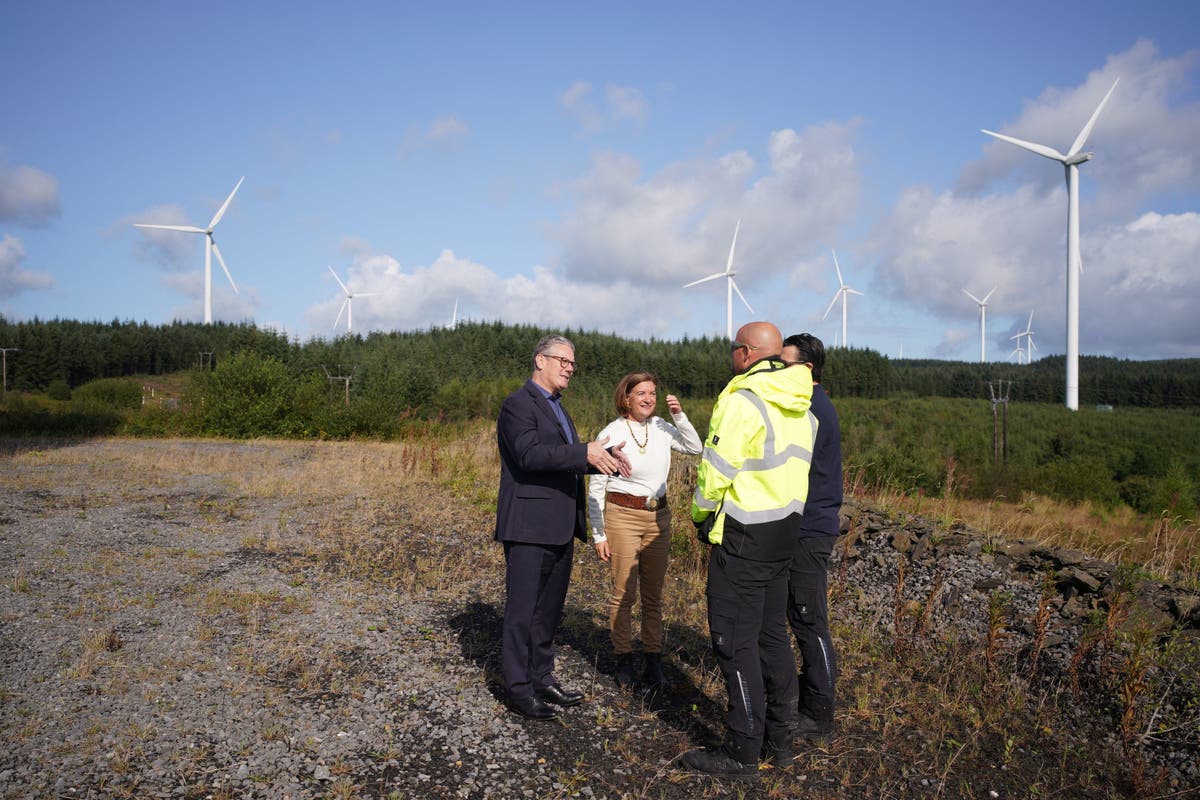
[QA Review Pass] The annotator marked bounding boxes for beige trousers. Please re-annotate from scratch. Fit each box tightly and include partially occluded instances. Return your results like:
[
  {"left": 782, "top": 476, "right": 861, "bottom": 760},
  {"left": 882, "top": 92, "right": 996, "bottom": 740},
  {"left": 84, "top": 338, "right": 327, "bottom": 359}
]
[{"left": 604, "top": 503, "right": 671, "bottom": 655}]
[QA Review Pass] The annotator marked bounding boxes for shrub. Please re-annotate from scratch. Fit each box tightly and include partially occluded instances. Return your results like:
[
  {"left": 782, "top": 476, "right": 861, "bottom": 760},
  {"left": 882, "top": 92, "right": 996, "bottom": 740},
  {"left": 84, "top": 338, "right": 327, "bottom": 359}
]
[
  {"left": 72, "top": 377, "right": 142, "bottom": 410},
  {"left": 46, "top": 379, "right": 71, "bottom": 401}
]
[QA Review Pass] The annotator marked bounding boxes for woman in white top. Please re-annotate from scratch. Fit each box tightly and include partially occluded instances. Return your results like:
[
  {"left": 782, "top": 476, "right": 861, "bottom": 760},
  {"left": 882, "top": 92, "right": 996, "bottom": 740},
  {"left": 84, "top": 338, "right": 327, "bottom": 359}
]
[{"left": 588, "top": 371, "right": 702, "bottom": 689}]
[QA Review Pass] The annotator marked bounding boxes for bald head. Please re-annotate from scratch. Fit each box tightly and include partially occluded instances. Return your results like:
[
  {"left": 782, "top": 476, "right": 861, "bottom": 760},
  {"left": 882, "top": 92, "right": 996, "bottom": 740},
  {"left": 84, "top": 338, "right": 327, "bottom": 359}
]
[{"left": 731, "top": 321, "right": 783, "bottom": 372}]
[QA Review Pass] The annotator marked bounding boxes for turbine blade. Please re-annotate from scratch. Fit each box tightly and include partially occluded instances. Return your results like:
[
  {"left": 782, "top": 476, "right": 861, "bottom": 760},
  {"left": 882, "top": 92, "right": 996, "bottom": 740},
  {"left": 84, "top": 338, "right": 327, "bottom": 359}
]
[
  {"left": 209, "top": 176, "right": 245, "bottom": 229},
  {"left": 1068, "top": 78, "right": 1119, "bottom": 156},
  {"left": 333, "top": 297, "right": 348, "bottom": 330},
  {"left": 210, "top": 240, "right": 238, "bottom": 294},
  {"left": 821, "top": 291, "right": 840, "bottom": 320},
  {"left": 981, "top": 287, "right": 997, "bottom": 304},
  {"left": 684, "top": 272, "right": 726, "bottom": 288},
  {"left": 831, "top": 249, "right": 844, "bottom": 286},
  {"left": 133, "top": 224, "right": 206, "bottom": 234},
  {"left": 1029, "top": 338, "right": 1038, "bottom": 351},
  {"left": 845, "top": 288, "right": 864, "bottom": 296},
  {"left": 981, "top": 129, "right": 1066, "bottom": 163},
  {"left": 328, "top": 265, "right": 350, "bottom": 295},
  {"left": 725, "top": 219, "right": 741, "bottom": 275},
  {"left": 962, "top": 288, "right": 983, "bottom": 305},
  {"left": 355, "top": 292, "right": 380, "bottom": 298},
  {"left": 730, "top": 278, "right": 753, "bottom": 314}
]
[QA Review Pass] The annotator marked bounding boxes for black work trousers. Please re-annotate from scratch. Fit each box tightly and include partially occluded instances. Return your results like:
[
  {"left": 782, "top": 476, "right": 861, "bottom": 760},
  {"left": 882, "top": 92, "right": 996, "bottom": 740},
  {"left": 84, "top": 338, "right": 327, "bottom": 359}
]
[
  {"left": 787, "top": 535, "right": 838, "bottom": 722},
  {"left": 705, "top": 545, "right": 798, "bottom": 763}
]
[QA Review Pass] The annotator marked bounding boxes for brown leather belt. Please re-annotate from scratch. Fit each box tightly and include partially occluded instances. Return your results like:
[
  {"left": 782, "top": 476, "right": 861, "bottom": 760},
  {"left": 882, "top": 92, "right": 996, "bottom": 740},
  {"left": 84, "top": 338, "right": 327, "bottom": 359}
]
[{"left": 607, "top": 491, "right": 666, "bottom": 511}]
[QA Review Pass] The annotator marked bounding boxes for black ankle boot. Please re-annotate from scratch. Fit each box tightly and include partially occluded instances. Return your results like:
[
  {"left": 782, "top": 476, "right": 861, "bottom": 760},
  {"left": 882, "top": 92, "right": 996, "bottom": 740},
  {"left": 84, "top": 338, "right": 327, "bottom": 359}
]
[
  {"left": 642, "top": 652, "right": 666, "bottom": 688},
  {"left": 614, "top": 653, "right": 636, "bottom": 689}
]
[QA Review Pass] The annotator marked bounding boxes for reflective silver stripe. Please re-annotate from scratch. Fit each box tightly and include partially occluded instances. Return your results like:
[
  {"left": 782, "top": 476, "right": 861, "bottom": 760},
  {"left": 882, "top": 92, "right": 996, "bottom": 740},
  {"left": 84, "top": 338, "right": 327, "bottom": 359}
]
[
  {"left": 700, "top": 445, "right": 739, "bottom": 480},
  {"left": 741, "top": 443, "right": 813, "bottom": 472},
  {"left": 692, "top": 487, "right": 718, "bottom": 511},
  {"left": 735, "top": 669, "right": 755, "bottom": 732},
  {"left": 735, "top": 389, "right": 774, "bottom": 455},
  {"left": 817, "top": 635, "right": 835, "bottom": 695},
  {"left": 722, "top": 497, "right": 806, "bottom": 524},
  {"left": 810, "top": 410, "right": 820, "bottom": 443}
]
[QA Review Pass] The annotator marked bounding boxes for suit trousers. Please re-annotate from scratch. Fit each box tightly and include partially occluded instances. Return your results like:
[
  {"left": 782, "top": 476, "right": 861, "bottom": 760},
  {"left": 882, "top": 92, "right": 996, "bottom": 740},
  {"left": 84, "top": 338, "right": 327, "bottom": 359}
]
[
  {"left": 787, "top": 535, "right": 838, "bottom": 722},
  {"left": 604, "top": 503, "right": 671, "bottom": 655},
  {"left": 706, "top": 546, "right": 798, "bottom": 762},
  {"left": 502, "top": 539, "right": 573, "bottom": 698}
]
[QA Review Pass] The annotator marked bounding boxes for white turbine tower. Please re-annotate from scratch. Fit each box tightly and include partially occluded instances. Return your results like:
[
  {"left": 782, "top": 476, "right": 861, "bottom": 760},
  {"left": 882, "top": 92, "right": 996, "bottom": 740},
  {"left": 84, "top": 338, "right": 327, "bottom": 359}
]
[
  {"left": 821, "top": 249, "right": 863, "bottom": 348},
  {"left": 328, "top": 266, "right": 378, "bottom": 334},
  {"left": 133, "top": 177, "right": 244, "bottom": 324},
  {"left": 683, "top": 219, "right": 753, "bottom": 340},
  {"left": 962, "top": 287, "right": 997, "bottom": 363},
  {"left": 982, "top": 79, "right": 1118, "bottom": 410},
  {"left": 450, "top": 298, "right": 459, "bottom": 328}
]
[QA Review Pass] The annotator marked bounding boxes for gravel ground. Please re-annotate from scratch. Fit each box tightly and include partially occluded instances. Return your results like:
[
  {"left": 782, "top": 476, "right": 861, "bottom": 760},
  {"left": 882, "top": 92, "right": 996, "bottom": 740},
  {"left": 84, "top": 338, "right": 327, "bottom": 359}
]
[{"left": 1, "top": 438, "right": 1197, "bottom": 799}]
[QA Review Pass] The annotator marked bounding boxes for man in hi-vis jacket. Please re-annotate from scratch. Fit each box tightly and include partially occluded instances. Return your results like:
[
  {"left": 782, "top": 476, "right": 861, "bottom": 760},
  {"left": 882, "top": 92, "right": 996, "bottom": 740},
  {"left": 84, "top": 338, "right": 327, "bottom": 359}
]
[{"left": 684, "top": 321, "right": 816, "bottom": 779}]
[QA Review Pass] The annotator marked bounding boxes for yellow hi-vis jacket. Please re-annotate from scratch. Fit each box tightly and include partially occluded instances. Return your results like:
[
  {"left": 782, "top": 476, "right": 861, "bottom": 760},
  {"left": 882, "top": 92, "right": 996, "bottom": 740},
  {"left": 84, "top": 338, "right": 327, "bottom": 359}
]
[{"left": 692, "top": 358, "right": 816, "bottom": 562}]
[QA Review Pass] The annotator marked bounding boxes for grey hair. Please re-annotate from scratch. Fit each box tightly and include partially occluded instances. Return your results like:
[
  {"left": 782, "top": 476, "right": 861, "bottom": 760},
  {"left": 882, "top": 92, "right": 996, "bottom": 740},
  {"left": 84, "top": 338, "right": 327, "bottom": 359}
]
[{"left": 532, "top": 335, "right": 574, "bottom": 371}]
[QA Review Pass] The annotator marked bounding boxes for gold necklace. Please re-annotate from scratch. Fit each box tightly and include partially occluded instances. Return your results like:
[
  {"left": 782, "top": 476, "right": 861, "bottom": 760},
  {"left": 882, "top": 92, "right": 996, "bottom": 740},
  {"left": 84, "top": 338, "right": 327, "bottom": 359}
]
[{"left": 625, "top": 418, "right": 649, "bottom": 454}]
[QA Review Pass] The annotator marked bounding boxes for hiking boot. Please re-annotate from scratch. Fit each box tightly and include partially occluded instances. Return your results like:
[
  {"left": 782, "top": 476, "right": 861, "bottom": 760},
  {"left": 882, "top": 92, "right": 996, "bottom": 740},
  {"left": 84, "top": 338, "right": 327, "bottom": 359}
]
[
  {"left": 794, "top": 712, "right": 834, "bottom": 740},
  {"left": 761, "top": 739, "right": 794, "bottom": 769},
  {"left": 614, "top": 653, "right": 636, "bottom": 689},
  {"left": 642, "top": 652, "right": 666, "bottom": 688},
  {"left": 682, "top": 747, "right": 758, "bottom": 780}
]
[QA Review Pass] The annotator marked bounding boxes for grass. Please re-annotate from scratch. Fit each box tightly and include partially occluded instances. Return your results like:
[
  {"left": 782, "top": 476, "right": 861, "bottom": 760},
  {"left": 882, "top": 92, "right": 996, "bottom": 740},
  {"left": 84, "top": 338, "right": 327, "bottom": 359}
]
[{"left": 4, "top": 428, "right": 1198, "bottom": 798}]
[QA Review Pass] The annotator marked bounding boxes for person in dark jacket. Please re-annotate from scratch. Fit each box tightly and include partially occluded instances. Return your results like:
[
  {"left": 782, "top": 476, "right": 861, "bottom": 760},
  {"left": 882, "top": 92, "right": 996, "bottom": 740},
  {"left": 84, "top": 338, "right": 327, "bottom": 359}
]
[
  {"left": 781, "top": 333, "right": 843, "bottom": 738},
  {"left": 494, "top": 334, "right": 630, "bottom": 720}
]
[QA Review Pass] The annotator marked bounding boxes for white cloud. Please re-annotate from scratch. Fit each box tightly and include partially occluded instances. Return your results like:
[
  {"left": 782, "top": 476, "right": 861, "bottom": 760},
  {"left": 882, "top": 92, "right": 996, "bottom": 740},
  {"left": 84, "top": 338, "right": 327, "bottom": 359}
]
[
  {"left": 123, "top": 205, "right": 198, "bottom": 270},
  {"left": 305, "top": 244, "right": 678, "bottom": 339},
  {"left": 397, "top": 115, "right": 470, "bottom": 160},
  {"left": 551, "top": 121, "right": 862, "bottom": 289},
  {"left": 0, "top": 234, "right": 54, "bottom": 299},
  {"left": 560, "top": 81, "right": 649, "bottom": 133},
  {"left": 962, "top": 39, "right": 1200, "bottom": 214},
  {"left": 0, "top": 158, "right": 60, "bottom": 227},
  {"left": 877, "top": 41, "right": 1200, "bottom": 360}
]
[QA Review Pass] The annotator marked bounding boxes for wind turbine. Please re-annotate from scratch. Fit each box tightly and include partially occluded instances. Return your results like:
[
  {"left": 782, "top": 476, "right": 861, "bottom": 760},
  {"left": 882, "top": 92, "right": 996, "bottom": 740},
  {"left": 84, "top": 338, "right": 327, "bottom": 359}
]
[
  {"left": 962, "top": 287, "right": 997, "bottom": 363},
  {"left": 683, "top": 219, "right": 753, "bottom": 340},
  {"left": 821, "top": 249, "right": 863, "bottom": 348},
  {"left": 328, "top": 266, "right": 378, "bottom": 334},
  {"left": 1010, "top": 310, "right": 1037, "bottom": 364},
  {"left": 133, "top": 177, "right": 244, "bottom": 324},
  {"left": 982, "top": 79, "right": 1118, "bottom": 410}
]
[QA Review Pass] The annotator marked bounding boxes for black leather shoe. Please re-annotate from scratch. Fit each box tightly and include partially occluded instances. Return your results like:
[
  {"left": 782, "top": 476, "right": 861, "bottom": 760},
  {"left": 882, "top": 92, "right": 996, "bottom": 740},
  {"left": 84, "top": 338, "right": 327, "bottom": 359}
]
[
  {"left": 682, "top": 747, "right": 758, "bottom": 780},
  {"left": 535, "top": 683, "right": 584, "bottom": 707},
  {"left": 506, "top": 694, "right": 560, "bottom": 720}
]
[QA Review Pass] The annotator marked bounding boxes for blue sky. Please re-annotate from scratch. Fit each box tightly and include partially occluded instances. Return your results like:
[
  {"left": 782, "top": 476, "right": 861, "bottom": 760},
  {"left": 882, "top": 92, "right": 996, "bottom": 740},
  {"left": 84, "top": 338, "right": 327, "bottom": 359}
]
[{"left": 2, "top": 1, "right": 1198, "bottom": 360}]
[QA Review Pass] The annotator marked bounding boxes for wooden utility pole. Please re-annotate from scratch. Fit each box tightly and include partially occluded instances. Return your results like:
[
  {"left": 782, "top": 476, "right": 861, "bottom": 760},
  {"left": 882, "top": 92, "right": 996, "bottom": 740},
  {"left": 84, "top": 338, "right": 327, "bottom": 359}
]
[
  {"left": 987, "top": 380, "right": 1012, "bottom": 464},
  {"left": 0, "top": 347, "right": 18, "bottom": 393},
  {"left": 322, "top": 364, "right": 356, "bottom": 405}
]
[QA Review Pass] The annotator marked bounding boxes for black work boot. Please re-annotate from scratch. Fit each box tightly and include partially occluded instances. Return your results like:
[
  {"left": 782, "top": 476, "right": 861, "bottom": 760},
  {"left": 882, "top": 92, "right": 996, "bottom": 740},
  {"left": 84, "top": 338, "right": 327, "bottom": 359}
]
[
  {"left": 642, "top": 652, "right": 666, "bottom": 688},
  {"left": 794, "top": 712, "right": 834, "bottom": 740},
  {"left": 614, "top": 653, "right": 636, "bottom": 689},
  {"left": 682, "top": 747, "right": 758, "bottom": 780}
]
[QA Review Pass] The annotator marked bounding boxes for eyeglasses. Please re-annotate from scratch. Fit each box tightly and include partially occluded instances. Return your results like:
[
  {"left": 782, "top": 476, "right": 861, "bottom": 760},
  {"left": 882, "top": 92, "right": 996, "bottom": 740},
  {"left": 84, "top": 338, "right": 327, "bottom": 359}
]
[
  {"left": 730, "top": 341, "right": 760, "bottom": 353},
  {"left": 541, "top": 353, "right": 577, "bottom": 370}
]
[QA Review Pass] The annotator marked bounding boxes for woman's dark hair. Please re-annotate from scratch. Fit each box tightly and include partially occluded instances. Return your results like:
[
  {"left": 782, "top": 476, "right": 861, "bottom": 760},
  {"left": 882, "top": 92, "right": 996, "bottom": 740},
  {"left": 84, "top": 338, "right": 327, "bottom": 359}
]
[
  {"left": 614, "top": 371, "right": 658, "bottom": 417},
  {"left": 783, "top": 333, "right": 825, "bottom": 382}
]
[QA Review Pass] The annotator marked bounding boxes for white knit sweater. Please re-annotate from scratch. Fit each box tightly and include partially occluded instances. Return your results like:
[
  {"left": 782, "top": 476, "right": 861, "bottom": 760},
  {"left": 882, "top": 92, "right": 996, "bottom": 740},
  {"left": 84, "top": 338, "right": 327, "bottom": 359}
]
[{"left": 586, "top": 412, "right": 702, "bottom": 542}]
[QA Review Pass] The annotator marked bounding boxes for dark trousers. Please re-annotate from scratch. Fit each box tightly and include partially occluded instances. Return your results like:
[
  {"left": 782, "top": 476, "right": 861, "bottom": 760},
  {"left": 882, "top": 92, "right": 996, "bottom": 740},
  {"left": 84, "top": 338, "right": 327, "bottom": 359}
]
[
  {"left": 706, "top": 546, "right": 798, "bottom": 763},
  {"left": 787, "top": 535, "right": 838, "bottom": 722},
  {"left": 501, "top": 539, "right": 573, "bottom": 698}
]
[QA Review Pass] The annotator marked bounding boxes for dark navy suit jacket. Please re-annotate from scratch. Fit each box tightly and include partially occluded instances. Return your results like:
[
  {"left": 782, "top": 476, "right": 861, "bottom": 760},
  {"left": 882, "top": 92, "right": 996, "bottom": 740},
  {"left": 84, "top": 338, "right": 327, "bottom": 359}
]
[{"left": 495, "top": 380, "right": 591, "bottom": 545}]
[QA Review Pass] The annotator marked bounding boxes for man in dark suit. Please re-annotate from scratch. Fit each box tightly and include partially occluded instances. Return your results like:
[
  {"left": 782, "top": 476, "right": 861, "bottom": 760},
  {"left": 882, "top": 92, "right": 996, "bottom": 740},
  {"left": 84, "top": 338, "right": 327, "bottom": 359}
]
[{"left": 495, "top": 334, "right": 630, "bottom": 719}]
